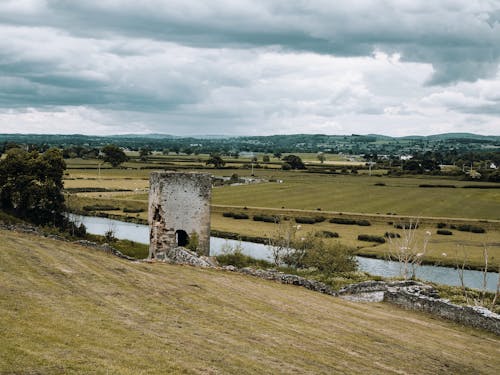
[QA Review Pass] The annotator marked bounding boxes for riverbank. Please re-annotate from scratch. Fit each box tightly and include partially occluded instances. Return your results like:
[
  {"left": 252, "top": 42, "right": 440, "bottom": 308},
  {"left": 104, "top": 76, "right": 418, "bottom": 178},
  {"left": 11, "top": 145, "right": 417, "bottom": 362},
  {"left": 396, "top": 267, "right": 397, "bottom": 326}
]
[
  {"left": 67, "top": 213, "right": 500, "bottom": 292},
  {"left": 1, "top": 215, "right": 499, "bottom": 314},
  {"left": 68, "top": 208, "right": 499, "bottom": 272}
]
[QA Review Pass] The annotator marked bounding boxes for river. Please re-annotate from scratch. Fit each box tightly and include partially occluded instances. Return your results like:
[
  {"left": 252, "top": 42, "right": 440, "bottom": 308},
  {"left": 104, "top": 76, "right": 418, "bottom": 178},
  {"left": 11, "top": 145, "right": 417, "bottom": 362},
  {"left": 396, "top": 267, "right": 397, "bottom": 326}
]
[{"left": 69, "top": 214, "right": 499, "bottom": 291}]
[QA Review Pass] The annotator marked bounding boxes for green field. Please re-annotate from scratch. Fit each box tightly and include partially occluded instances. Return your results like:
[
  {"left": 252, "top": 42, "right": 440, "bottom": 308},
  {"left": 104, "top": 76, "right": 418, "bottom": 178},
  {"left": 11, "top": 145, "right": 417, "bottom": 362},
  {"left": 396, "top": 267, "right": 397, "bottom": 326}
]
[
  {"left": 1, "top": 229, "right": 499, "bottom": 374},
  {"left": 63, "top": 159, "right": 500, "bottom": 269}
]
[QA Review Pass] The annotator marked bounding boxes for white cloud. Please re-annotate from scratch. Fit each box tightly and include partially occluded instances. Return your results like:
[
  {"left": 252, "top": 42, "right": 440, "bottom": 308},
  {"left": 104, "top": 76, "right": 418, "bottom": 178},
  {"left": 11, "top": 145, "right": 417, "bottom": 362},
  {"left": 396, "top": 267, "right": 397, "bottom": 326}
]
[{"left": 0, "top": 1, "right": 499, "bottom": 135}]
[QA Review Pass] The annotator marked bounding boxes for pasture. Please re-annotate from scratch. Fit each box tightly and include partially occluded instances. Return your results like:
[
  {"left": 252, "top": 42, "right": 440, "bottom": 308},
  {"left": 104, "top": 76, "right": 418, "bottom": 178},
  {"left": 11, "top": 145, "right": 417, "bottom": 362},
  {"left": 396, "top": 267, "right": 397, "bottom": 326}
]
[{"left": 63, "top": 157, "right": 500, "bottom": 269}]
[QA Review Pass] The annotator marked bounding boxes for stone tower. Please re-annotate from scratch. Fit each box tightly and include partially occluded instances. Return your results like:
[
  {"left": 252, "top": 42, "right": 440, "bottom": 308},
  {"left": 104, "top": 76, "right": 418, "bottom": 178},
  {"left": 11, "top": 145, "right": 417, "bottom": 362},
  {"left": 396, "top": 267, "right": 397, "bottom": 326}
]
[{"left": 148, "top": 171, "right": 211, "bottom": 259}]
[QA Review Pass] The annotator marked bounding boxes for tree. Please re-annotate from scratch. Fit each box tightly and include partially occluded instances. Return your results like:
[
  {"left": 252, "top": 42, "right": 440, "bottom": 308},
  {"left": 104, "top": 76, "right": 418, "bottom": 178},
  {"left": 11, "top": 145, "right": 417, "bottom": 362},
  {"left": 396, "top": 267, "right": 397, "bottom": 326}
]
[
  {"left": 262, "top": 155, "right": 270, "bottom": 163},
  {"left": 317, "top": 152, "right": 326, "bottom": 164},
  {"left": 282, "top": 155, "right": 306, "bottom": 170},
  {"left": 139, "top": 147, "right": 151, "bottom": 162},
  {"left": 206, "top": 154, "right": 225, "bottom": 169},
  {"left": 273, "top": 151, "right": 282, "bottom": 159},
  {"left": 101, "top": 144, "right": 128, "bottom": 167},
  {"left": 0, "top": 148, "right": 66, "bottom": 226}
]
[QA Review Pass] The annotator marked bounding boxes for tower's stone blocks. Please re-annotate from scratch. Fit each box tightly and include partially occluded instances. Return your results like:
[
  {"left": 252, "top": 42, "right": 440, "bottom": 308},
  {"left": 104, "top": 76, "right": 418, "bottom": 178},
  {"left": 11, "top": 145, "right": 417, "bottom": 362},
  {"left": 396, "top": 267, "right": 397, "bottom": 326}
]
[{"left": 148, "top": 171, "right": 211, "bottom": 258}]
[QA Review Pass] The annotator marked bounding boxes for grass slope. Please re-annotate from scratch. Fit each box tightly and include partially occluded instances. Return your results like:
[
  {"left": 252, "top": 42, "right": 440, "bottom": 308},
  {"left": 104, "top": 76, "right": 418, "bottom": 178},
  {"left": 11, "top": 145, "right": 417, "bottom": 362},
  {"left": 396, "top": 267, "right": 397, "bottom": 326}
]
[{"left": 1, "top": 230, "right": 499, "bottom": 374}]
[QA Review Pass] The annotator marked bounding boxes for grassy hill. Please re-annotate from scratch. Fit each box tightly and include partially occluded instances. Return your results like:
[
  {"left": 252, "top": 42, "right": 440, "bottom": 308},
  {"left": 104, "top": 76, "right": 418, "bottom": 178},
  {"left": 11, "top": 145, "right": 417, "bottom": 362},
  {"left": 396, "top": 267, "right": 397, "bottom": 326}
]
[{"left": 1, "top": 229, "right": 499, "bottom": 374}]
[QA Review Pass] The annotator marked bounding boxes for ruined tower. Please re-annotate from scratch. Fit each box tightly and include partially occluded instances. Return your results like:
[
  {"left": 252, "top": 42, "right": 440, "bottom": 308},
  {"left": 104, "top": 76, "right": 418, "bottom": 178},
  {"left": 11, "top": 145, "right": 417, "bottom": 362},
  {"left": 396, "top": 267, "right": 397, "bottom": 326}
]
[{"left": 148, "top": 171, "right": 211, "bottom": 259}]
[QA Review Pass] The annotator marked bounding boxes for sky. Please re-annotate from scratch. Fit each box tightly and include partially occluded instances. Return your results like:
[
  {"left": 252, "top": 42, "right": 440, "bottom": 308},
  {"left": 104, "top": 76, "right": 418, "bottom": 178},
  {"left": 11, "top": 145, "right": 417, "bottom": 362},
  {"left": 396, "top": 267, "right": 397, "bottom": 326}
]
[{"left": 0, "top": 1, "right": 499, "bottom": 137}]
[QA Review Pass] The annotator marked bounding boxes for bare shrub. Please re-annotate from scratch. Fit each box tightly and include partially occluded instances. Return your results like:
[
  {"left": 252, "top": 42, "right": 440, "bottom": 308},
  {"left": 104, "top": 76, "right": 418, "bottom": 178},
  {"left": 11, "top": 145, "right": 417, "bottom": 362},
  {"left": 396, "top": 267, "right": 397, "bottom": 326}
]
[{"left": 387, "top": 218, "right": 430, "bottom": 280}]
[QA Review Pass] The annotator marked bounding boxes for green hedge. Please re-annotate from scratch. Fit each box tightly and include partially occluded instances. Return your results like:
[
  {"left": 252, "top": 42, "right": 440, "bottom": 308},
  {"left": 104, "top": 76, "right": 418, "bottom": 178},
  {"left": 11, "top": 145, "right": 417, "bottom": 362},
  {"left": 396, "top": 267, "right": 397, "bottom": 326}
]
[
  {"left": 358, "top": 234, "right": 386, "bottom": 243},
  {"left": 123, "top": 207, "right": 144, "bottom": 213},
  {"left": 437, "top": 229, "right": 453, "bottom": 235},
  {"left": 83, "top": 205, "right": 120, "bottom": 211},
  {"left": 253, "top": 215, "right": 280, "bottom": 223},
  {"left": 457, "top": 224, "right": 486, "bottom": 233}
]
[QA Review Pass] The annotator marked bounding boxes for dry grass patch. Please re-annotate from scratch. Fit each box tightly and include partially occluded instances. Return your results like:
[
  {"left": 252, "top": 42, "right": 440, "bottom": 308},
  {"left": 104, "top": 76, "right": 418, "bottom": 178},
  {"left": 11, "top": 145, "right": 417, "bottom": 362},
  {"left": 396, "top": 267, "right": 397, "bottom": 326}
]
[{"left": 1, "top": 230, "right": 499, "bottom": 374}]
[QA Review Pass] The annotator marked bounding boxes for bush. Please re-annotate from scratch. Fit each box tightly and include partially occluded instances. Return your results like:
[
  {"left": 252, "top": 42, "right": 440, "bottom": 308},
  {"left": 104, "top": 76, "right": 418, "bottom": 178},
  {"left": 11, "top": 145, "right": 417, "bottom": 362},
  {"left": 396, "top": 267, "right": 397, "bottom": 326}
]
[
  {"left": 384, "top": 232, "right": 401, "bottom": 238},
  {"left": 419, "top": 184, "right": 456, "bottom": 188},
  {"left": 253, "top": 215, "right": 280, "bottom": 223},
  {"left": 462, "top": 185, "right": 500, "bottom": 189},
  {"left": 457, "top": 224, "right": 486, "bottom": 233},
  {"left": 436, "top": 222, "right": 447, "bottom": 229},
  {"left": 123, "top": 207, "right": 144, "bottom": 213},
  {"left": 374, "top": 182, "right": 386, "bottom": 186},
  {"left": 329, "top": 217, "right": 356, "bottom": 225},
  {"left": 216, "top": 252, "right": 272, "bottom": 268},
  {"left": 232, "top": 213, "right": 249, "bottom": 220},
  {"left": 186, "top": 232, "right": 200, "bottom": 254},
  {"left": 83, "top": 205, "right": 120, "bottom": 211},
  {"left": 356, "top": 220, "right": 371, "bottom": 226},
  {"left": 357, "top": 234, "right": 386, "bottom": 243},
  {"left": 314, "top": 216, "right": 326, "bottom": 223},
  {"left": 216, "top": 243, "right": 272, "bottom": 268},
  {"left": 470, "top": 226, "right": 486, "bottom": 233},
  {"left": 284, "top": 234, "right": 356, "bottom": 274},
  {"left": 437, "top": 229, "right": 453, "bottom": 235},
  {"left": 64, "top": 220, "right": 87, "bottom": 237},
  {"left": 303, "top": 241, "right": 356, "bottom": 274},
  {"left": 295, "top": 216, "right": 317, "bottom": 224},
  {"left": 222, "top": 212, "right": 234, "bottom": 217}
]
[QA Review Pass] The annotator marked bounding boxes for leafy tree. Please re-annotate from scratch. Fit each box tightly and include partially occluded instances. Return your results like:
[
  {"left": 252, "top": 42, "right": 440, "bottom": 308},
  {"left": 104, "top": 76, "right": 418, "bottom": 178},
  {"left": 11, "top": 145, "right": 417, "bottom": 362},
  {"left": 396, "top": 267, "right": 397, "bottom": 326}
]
[
  {"left": 206, "top": 154, "right": 225, "bottom": 169},
  {"left": 273, "top": 151, "right": 282, "bottom": 159},
  {"left": 101, "top": 144, "right": 128, "bottom": 167},
  {"left": 0, "top": 148, "right": 66, "bottom": 226},
  {"left": 139, "top": 147, "right": 151, "bottom": 162},
  {"left": 317, "top": 152, "right": 326, "bottom": 164},
  {"left": 403, "top": 160, "right": 423, "bottom": 173},
  {"left": 282, "top": 154, "right": 305, "bottom": 170},
  {"left": 262, "top": 155, "right": 270, "bottom": 163}
]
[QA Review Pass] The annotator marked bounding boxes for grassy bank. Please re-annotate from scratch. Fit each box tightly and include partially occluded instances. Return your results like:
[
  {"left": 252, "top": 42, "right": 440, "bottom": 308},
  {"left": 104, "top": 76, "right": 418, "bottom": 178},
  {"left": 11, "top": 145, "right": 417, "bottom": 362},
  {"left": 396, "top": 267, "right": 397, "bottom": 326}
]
[{"left": 1, "top": 229, "right": 499, "bottom": 374}]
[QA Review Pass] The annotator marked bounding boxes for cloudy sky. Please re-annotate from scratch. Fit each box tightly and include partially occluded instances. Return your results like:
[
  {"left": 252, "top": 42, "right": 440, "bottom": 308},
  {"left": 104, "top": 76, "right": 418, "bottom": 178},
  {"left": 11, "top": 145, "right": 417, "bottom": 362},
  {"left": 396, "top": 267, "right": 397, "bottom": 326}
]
[{"left": 0, "top": 0, "right": 499, "bottom": 136}]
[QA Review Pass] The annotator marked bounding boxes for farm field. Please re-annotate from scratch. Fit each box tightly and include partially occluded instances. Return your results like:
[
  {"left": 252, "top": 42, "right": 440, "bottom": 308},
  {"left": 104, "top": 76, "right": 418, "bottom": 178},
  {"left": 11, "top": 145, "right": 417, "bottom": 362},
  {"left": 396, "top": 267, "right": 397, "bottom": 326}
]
[
  {"left": 65, "top": 167, "right": 500, "bottom": 220},
  {"left": 63, "top": 159, "right": 500, "bottom": 269},
  {"left": 1, "top": 229, "right": 499, "bottom": 374}
]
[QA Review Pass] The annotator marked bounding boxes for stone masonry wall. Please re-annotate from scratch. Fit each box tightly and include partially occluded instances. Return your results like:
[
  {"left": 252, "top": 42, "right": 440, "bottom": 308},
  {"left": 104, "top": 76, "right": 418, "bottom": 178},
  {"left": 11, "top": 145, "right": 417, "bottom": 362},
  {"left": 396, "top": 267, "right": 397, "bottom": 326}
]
[
  {"left": 148, "top": 171, "right": 211, "bottom": 258},
  {"left": 338, "top": 280, "right": 499, "bottom": 335}
]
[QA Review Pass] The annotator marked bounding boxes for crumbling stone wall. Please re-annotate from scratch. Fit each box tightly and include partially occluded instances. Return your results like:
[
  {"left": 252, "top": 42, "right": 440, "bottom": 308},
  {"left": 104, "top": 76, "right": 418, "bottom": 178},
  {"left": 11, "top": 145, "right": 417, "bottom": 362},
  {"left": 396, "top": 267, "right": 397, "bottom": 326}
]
[
  {"left": 338, "top": 280, "right": 500, "bottom": 335},
  {"left": 148, "top": 171, "right": 211, "bottom": 258}
]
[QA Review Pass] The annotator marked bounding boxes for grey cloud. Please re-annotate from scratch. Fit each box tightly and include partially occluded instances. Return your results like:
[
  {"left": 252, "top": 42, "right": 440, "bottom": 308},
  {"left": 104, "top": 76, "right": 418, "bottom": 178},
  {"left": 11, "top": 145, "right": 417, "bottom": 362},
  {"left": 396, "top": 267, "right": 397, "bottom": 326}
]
[
  {"left": 0, "top": 1, "right": 500, "bottom": 136},
  {"left": 1, "top": 1, "right": 499, "bottom": 84}
]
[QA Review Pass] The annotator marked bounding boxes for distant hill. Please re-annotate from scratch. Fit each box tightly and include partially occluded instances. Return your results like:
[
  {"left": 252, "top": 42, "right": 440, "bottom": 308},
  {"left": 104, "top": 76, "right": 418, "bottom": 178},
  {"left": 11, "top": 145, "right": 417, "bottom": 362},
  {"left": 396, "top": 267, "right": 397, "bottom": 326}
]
[{"left": 0, "top": 132, "right": 498, "bottom": 154}]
